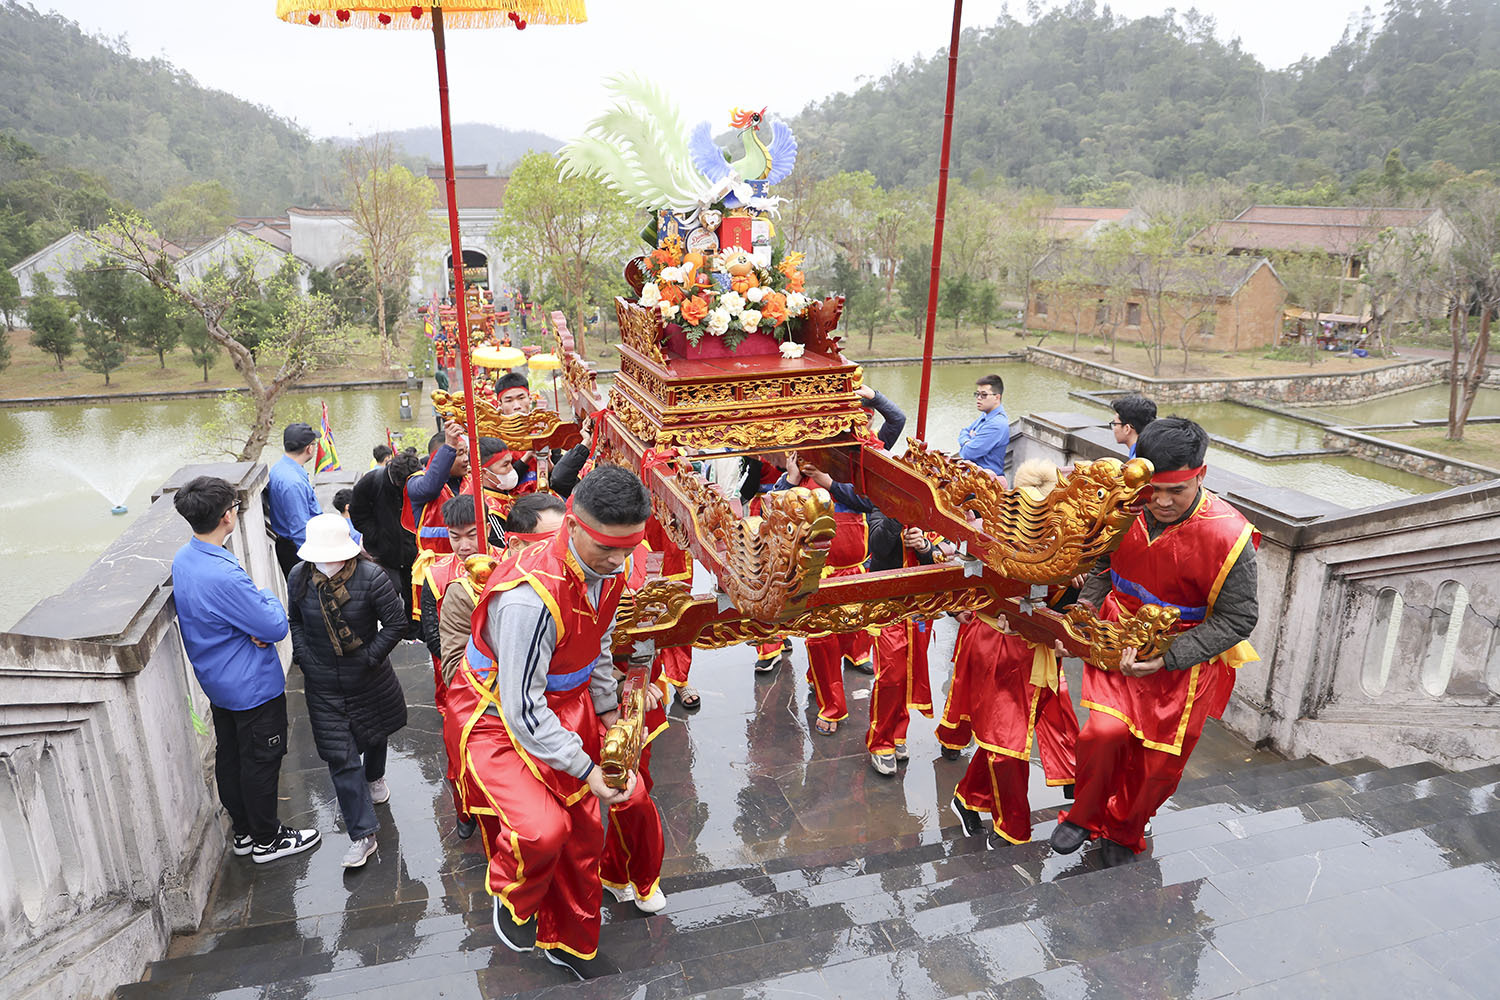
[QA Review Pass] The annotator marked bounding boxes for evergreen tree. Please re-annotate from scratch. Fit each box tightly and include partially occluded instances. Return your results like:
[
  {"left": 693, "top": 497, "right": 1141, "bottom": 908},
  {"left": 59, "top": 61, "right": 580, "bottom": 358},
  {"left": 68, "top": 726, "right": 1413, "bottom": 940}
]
[
  {"left": 130, "top": 282, "right": 183, "bottom": 368},
  {"left": 895, "top": 243, "right": 933, "bottom": 337},
  {"left": 181, "top": 312, "right": 220, "bottom": 382},
  {"left": 939, "top": 274, "right": 973, "bottom": 334},
  {"left": 27, "top": 274, "right": 75, "bottom": 370},
  {"left": 0, "top": 327, "right": 10, "bottom": 371},
  {"left": 68, "top": 267, "right": 137, "bottom": 343},
  {"left": 0, "top": 268, "right": 19, "bottom": 329},
  {"left": 79, "top": 321, "right": 125, "bottom": 385},
  {"left": 971, "top": 281, "right": 1000, "bottom": 343}
]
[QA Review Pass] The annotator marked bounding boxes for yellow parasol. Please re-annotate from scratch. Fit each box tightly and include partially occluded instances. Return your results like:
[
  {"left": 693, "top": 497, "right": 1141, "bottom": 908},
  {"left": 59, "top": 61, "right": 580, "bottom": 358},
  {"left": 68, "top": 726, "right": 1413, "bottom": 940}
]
[
  {"left": 528, "top": 351, "right": 562, "bottom": 409},
  {"left": 472, "top": 345, "right": 526, "bottom": 369},
  {"left": 277, "top": 1, "right": 587, "bottom": 555}
]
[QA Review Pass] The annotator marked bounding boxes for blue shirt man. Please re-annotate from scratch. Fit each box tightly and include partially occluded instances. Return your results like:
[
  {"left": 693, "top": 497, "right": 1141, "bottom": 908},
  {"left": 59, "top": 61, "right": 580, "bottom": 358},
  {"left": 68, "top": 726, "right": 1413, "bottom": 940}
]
[
  {"left": 958, "top": 375, "right": 1010, "bottom": 477},
  {"left": 169, "top": 475, "right": 319, "bottom": 861},
  {"left": 268, "top": 422, "right": 322, "bottom": 576}
]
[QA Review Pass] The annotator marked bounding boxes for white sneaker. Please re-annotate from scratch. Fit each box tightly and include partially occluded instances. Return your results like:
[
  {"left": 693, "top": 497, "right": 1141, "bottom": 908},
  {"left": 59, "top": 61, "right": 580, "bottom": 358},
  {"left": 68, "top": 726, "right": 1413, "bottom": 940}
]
[
  {"left": 368, "top": 778, "right": 390, "bottom": 805},
  {"left": 232, "top": 833, "right": 254, "bottom": 857},
  {"left": 870, "top": 752, "right": 898, "bottom": 776},
  {"left": 604, "top": 883, "right": 634, "bottom": 903},
  {"left": 893, "top": 743, "right": 910, "bottom": 761},
  {"left": 341, "top": 834, "right": 377, "bottom": 869},
  {"left": 633, "top": 887, "right": 668, "bottom": 914},
  {"left": 251, "top": 826, "right": 321, "bottom": 864}
]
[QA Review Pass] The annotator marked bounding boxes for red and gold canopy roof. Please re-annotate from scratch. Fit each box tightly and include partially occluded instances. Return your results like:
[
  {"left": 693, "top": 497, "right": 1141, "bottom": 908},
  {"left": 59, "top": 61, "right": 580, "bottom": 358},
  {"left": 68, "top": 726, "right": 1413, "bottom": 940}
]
[{"left": 275, "top": 1, "right": 586, "bottom": 29}]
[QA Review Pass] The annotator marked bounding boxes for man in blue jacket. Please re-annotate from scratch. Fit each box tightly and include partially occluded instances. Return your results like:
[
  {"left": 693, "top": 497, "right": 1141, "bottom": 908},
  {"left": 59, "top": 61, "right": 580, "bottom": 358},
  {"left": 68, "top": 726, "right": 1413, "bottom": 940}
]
[
  {"left": 957, "top": 374, "right": 1010, "bottom": 478},
  {"left": 171, "top": 476, "right": 320, "bottom": 865},
  {"left": 268, "top": 423, "right": 323, "bottom": 578}
]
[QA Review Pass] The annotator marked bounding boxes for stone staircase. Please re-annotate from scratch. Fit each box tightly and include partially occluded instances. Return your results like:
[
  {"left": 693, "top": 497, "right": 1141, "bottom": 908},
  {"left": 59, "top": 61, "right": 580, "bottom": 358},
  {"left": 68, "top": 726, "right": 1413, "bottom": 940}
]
[{"left": 114, "top": 754, "right": 1500, "bottom": 999}]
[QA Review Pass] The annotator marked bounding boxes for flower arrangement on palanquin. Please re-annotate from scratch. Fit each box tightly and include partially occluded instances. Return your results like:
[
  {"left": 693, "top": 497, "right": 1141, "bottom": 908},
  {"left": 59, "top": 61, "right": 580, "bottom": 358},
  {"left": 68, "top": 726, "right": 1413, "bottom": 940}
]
[{"left": 560, "top": 77, "right": 866, "bottom": 450}]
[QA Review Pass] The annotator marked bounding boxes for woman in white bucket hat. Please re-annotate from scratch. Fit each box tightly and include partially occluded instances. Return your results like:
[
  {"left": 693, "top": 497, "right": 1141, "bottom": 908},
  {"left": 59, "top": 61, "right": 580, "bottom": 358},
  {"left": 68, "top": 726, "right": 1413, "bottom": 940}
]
[{"left": 288, "top": 513, "right": 409, "bottom": 870}]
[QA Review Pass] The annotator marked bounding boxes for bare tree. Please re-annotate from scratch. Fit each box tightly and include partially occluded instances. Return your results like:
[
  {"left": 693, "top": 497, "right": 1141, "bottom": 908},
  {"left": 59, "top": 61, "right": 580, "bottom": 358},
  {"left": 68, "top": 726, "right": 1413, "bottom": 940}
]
[
  {"left": 100, "top": 215, "right": 357, "bottom": 459},
  {"left": 1442, "top": 185, "right": 1500, "bottom": 442},
  {"left": 342, "top": 137, "right": 440, "bottom": 362}
]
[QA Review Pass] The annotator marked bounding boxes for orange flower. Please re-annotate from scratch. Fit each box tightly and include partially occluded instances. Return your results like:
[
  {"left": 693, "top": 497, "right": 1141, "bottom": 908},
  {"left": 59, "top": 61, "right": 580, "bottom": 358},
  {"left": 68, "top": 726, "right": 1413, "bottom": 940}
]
[
  {"left": 788, "top": 270, "right": 805, "bottom": 293},
  {"left": 730, "top": 272, "right": 759, "bottom": 294},
  {"left": 761, "top": 291, "right": 788, "bottom": 326},
  {"left": 680, "top": 294, "right": 711, "bottom": 326},
  {"left": 660, "top": 283, "right": 685, "bottom": 305},
  {"left": 650, "top": 248, "right": 676, "bottom": 269}
]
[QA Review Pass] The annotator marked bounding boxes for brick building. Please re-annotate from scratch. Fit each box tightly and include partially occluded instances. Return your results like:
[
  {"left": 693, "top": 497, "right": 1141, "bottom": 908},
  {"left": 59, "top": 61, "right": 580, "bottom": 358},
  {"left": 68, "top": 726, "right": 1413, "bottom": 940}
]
[{"left": 1027, "top": 248, "right": 1287, "bottom": 352}]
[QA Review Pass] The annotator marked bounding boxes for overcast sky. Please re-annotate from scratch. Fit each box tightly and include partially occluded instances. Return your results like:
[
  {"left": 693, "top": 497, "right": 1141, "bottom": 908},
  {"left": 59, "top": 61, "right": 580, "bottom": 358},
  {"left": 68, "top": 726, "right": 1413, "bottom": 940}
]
[{"left": 44, "top": 1, "right": 1375, "bottom": 141}]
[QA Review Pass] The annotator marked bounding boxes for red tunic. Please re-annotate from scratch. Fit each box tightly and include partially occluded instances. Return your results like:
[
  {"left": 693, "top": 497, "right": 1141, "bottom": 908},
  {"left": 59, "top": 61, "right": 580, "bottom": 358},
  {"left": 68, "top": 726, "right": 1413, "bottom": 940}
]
[
  {"left": 1081, "top": 490, "right": 1259, "bottom": 754},
  {"left": 462, "top": 528, "right": 630, "bottom": 805}
]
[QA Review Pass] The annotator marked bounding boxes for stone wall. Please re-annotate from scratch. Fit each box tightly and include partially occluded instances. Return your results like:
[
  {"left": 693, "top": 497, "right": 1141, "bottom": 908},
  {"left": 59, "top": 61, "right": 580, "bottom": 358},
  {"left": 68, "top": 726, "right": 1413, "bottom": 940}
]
[
  {"left": 1319, "top": 426, "right": 1499, "bottom": 486},
  {"left": 1025, "top": 345, "right": 1445, "bottom": 404},
  {"left": 1028, "top": 412, "right": 1500, "bottom": 770},
  {"left": 0, "top": 462, "right": 281, "bottom": 1000}
]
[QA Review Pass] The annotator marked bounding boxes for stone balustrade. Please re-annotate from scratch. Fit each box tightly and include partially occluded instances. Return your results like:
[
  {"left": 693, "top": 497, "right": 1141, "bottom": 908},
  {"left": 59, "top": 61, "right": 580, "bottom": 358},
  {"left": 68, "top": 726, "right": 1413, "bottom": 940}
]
[
  {"left": 1024, "top": 413, "right": 1500, "bottom": 770},
  {"left": 0, "top": 462, "right": 284, "bottom": 1000}
]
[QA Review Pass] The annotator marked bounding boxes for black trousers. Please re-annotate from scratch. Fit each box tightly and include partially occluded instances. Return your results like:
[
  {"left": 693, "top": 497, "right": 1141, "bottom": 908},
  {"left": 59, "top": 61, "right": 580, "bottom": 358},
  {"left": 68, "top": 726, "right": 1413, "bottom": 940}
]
[
  {"left": 274, "top": 536, "right": 300, "bottom": 579},
  {"left": 211, "top": 694, "right": 289, "bottom": 843}
]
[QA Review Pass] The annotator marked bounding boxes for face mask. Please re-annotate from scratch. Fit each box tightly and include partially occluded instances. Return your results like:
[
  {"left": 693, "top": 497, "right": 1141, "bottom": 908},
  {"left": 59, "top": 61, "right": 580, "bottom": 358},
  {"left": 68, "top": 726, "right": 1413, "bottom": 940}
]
[{"left": 315, "top": 561, "right": 345, "bottom": 577}]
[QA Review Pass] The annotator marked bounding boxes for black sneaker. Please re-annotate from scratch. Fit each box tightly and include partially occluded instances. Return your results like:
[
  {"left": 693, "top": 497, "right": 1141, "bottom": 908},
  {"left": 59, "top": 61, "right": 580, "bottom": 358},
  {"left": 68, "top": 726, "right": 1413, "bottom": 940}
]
[
  {"left": 950, "top": 796, "right": 984, "bottom": 838},
  {"left": 754, "top": 655, "right": 778, "bottom": 673},
  {"left": 940, "top": 745, "right": 964, "bottom": 761},
  {"left": 542, "top": 945, "right": 621, "bottom": 981},
  {"left": 843, "top": 655, "right": 875, "bottom": 675},
  {"left": 492, "top": 897, "right": 536, "bottom": 953},
  {"left": 1061, "top": 783, "right": 1075, "bottom": 800},
  {"left": 456, "top": 815, "right": 477, "bottom": 840},
  {"left": 1100, "top": 838, "right": 1137, "bottom": 868},
  {"left": 1048, "top": 820, "right": 1090, "bottom": 855},
  {"left": 780, "top": 638, "right": 793, "bottom": 658},
  {"left": 231, "top": 833, "right": 254, "bottom": 857},
  {"left": 251, "top": 826, "right": 321, "bottom": 865}
]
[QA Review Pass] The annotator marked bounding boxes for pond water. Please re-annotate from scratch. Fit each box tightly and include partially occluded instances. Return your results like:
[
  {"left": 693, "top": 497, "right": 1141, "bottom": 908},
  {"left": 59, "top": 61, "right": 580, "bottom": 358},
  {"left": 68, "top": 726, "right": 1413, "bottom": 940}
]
[
  {"left": 1300, "top": 383, "right": 1500, "bottom": 426},
  {"left": 0, "top": 360, "right": 1456, "bottom": 629}
]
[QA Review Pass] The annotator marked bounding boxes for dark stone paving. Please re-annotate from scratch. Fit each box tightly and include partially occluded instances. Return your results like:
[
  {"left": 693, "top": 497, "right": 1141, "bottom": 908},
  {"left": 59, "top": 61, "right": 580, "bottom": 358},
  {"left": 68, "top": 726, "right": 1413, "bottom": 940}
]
[{"left": 116, "top": 616, "right": 1500, "bottom": 999}]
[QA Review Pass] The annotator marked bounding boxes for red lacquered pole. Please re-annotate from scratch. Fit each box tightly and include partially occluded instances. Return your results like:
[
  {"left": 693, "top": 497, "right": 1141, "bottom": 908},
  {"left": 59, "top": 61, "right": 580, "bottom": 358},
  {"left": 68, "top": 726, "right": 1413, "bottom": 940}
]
[
  {"left": 915, "top": 0, "right": 963, "bottom": 442},
  {"left": 431, "top": 5, "right": 486, "bottom": 554}
]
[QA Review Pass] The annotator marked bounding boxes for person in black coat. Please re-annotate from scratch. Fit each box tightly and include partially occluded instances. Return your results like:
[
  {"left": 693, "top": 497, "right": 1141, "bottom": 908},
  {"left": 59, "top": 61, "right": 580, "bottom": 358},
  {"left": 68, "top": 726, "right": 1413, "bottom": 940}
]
[
  {"left": 349, "top": 448, "right": 423, "bottom": 620},
  {"left": 288, "top": 513, "right": 409, "bottom": 870}
]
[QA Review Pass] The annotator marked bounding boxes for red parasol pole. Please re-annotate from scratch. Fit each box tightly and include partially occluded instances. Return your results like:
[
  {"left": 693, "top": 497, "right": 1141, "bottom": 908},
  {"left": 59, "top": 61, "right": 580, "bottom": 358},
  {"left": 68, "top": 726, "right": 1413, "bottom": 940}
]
[
  {"left": 914, "top": 0, "right": 963, "bottom": 442},
  {"left": 430, "top": 4, "right": 487, "bottom": 554}
]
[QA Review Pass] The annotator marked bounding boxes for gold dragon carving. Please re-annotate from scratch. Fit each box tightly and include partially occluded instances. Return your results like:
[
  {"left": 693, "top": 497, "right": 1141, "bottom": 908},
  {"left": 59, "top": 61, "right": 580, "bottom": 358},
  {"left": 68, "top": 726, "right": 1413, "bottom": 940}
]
[
  {"left": 1058, "top": 603, "right": 1182, "bottom": 669},
  {"left": 898, "top": 442, "right": 1153, "bottom": 584},
  {"left": 611, "top": 579, "right": 696, "bottom": 654},
  {"left": 697, "top": 586, "right": 993, "bottom": 648},
  {"left": 599, "top": 675, "right": 646, "bottom": 789},
  {"left": 658, "top": 411, "right": 870, "bottom": 451},
  {"left": 615, "top": 297, "right": 669, "bottom": 367},
  {"left": 430, "top": 391, "right": 567, "bottom": 449},
  {"left": 671, "top": 470, "right": 837, "bottom": 620}
]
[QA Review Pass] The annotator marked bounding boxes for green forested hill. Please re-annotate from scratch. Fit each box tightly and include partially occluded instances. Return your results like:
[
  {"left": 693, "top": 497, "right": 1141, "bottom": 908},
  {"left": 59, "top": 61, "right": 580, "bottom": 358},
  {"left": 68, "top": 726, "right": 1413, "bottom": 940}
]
[
  {"left": 0, "top": 1, "right": 343, "bottom": 214},
  {"left": 794, "top": 0, "right": 1500, "bottom": 193}
]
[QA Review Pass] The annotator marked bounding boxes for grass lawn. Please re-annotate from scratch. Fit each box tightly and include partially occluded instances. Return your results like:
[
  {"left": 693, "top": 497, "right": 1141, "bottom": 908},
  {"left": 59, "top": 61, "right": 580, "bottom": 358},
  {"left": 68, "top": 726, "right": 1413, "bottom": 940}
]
[
  {"left": 0, "top": 324, "right": 408, "bottom": 400},
  {"left": 1018, "top": 329, "right": 1402, "bottom": 380},
  {"left": 1374, "top": 423, "right": 1500, "bottom": 472}
]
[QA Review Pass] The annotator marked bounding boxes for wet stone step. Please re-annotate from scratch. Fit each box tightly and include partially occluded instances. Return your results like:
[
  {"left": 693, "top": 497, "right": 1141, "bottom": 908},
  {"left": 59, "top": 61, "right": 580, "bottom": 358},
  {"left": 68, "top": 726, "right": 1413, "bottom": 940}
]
[{"left": 141, "top": 766, "right": 1486, "bottom": 995}]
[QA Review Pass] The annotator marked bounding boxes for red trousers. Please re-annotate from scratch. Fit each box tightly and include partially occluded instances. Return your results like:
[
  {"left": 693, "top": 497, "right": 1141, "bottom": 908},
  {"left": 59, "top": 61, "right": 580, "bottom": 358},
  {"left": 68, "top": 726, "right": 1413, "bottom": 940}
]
[
  {"left": 955, "top": 750, "right": 1034, "bottom": 844},
  {"left": 599, "top": 741, "right": 664, "bottom": 899},
  {"left": 1061, "top": 662, "right": 1229, "bottom": 853},
  {"left": 431, "top": 655, "right": 467, "bottom": 821},
  {"left": 755, "top": 639, "right": 784, "bottom": 659},
  {"left": 464, "top": 716, "right": 610, "bottom": 958},
  {"left": 805, "top": 629, "right": 873, "bottom": 723},
  {"left": 866, "top": 619, "right": 934, "bottom": 754},
  {"left": 658, "top": 646, "right": 692, "bottom": 688},
  {"left": 936, "top": 619, "right": 977, "bottom": 750}
]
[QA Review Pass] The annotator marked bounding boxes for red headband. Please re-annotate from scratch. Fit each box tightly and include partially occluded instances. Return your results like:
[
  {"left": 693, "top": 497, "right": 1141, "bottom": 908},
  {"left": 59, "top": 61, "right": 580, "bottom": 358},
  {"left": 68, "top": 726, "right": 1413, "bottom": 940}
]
[
  {"left": 564, "top": 496, "right": 646, "bottom": 548},
  {"left": 1150, "top": 464, "right": 1206, "bottom": 485},
  {"left": 505, "top": 528, "right": 556, "bottom": 543}
]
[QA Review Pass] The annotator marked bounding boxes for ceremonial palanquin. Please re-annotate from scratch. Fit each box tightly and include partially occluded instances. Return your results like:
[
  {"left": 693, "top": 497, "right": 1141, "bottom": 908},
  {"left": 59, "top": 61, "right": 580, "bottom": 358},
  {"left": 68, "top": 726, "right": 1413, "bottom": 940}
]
[{"left": 436, "top": 79, "right": 1180, "bottom": 693}]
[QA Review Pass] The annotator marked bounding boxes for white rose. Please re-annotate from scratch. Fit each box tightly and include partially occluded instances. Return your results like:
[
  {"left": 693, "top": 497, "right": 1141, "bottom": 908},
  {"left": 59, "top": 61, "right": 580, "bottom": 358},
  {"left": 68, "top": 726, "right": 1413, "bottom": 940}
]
[
  {"left": 658, "top": 302, "right": 679, "bottom": 321},
  {"left": 745, "top": 285, "right": 768, "bottom": 304},
  {"left": 779, "top": 341, "right": 805, "bottom": 359},
  {"left": 638, "top": 282, "right": 662, "bottom": 307},
  {"left": 705, "top": 308, "right": 731, "bottom": 337},
  {"left": 739, "top": 309, "right": 763, "bottom": 330},
  {"left": 719, "top": 290, "right": 746, "bottom": 315},
  {"left": 785, "top": 291, "right": 809, "bottom": 316},
  {"left": 658, "top": 265, "right": 684, "bottom": 284}
]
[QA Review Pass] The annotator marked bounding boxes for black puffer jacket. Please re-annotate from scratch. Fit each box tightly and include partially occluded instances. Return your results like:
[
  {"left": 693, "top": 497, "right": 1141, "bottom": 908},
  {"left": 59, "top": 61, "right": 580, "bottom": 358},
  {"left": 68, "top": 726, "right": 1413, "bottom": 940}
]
[{"left": 288, "top": 558, "right": 409, "bottom": 762}]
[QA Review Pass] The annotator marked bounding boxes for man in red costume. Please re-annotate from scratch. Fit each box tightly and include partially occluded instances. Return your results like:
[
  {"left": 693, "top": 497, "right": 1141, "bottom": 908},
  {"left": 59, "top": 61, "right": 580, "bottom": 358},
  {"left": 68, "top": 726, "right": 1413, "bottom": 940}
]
[
  {"left": 448, "top": 464, "right": 654, "bottom": 978},
  {"left": 866, "top": 526, "right": 939, "bottom": 775},
  {"left": 414, "top": 493, "right": 486, "bottom": 839},
  {"left": 404, "top": 422, "right": 516, "bottom": 556},
  {"left": 1050, "top": 417, "right": 1259, "bottom": 866}
]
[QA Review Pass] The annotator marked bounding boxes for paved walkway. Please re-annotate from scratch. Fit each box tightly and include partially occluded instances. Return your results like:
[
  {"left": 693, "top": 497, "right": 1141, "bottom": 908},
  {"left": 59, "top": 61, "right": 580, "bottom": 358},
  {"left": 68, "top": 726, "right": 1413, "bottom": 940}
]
[{"left": 179, "top": 619, "right": 1277, "bottom": 961}]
